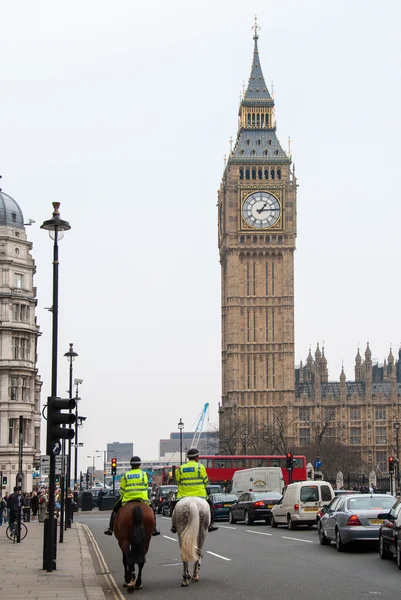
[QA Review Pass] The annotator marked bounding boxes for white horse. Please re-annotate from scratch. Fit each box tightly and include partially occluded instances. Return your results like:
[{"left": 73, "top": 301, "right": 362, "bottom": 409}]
[{"left": 172, "top": 497, "right": 210, "bottom": 587}]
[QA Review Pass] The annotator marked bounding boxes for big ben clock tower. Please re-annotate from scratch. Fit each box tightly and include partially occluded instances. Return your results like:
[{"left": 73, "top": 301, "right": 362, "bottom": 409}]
[{"left": 218, "top": 21, "right": 297, "bottom": 449}]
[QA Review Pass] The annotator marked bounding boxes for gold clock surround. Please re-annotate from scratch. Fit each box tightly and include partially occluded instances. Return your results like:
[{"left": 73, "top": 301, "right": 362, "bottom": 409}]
[{"left": 239, "top": 189, "right": 283, "bottom": 231}]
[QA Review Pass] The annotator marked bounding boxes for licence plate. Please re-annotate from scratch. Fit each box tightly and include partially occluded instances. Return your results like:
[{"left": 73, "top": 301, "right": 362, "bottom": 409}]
[
  {"left": 304, "top": 507, "right": 318, "bottom": 512},
  {"left": 223, "top": 504, "right": 231, "bottom": 507},
  {"left": 369, "top": 519, "right": 384, "bottom": 524},
  {"left": 267, "top": 504, "right": 273, "bottom": 509}
]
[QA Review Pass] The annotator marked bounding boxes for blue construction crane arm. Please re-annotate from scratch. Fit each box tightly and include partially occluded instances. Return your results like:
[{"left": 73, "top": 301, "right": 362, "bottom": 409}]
[{"left": 191, "top": 403, "right": 209, "bottom": 448}]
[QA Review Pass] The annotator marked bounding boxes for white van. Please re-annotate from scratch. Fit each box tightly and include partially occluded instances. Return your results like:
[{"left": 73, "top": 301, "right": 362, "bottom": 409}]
[
  {"left": 270, "top": 480, "right": 334, "bottom": 529},
  {"left": 231, "top": 467, "right": 284, "bottom": 496}
]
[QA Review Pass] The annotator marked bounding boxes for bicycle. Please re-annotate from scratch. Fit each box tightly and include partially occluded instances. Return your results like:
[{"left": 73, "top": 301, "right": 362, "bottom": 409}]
[{"left": 6, "top": 516, "right": 27, "bottom": 543}]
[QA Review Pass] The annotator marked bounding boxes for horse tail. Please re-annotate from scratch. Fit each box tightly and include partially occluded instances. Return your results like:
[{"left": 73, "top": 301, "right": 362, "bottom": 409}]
[
  {"left": 129, "top": 504, "right": 146, "bottom": 565},
  {"left": 180, "top": 500, "right": 200, "bottom": 563}
]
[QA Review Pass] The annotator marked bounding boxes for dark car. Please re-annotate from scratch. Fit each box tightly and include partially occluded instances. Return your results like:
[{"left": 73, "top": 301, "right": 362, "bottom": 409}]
[
  {"left": 152, "top": 485, "right": 178, "bottom": 514},
  {"left": 379, "top": 497, "right": 401, "bottom": 566},
  {"left": 209, "top": 493, "right": 238, "bottom": 521},
  {"left": 229, "top": 491, "right": 282, "bottom": 525}
]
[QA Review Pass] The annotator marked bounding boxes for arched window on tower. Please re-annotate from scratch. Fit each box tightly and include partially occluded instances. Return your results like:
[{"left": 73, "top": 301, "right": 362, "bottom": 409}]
[
  {"left": 240, "top": 236, "right": 245, "bottom": 244},
  {"left": 240, "top": 149, "right": 245, "bottom": 155},
  {"left": 246, "top": 139, "right": 250, "bottom": 146},
  {"left": 240, "top": 168, "right": 244, "bottom": 180},
  {"left": 268, "top": 138, "right": 272, "bottom": 146},
  {"left": 264, "top": 169, "right": 269, "bottom": 179},
  {"left": 271, "top": 169, "right": 275, "bottom": 179},
  {"left": 263, "top": 149, "right": 268, "bottom": 156},
  {"left": 252, "top": 168, "right": 256, "bottom": 180},
  {"left": 278, "top": 236, "right": 283, "bottom": 243},
  {"left": 257, "top": 139, "right": 261, "bottom": 146},
  {"left": 245, "top": 168, "right": 250, "bottom": 180},
  {"left": 261, "top": 114, "right": 265, "bottom": 127},
  {"left": 252, "top": 114, "right": 255, "bottom": 126},
  {"left": 247, "top": 113, "right": 251, "bottom": 126},
  {"left": 265, "top": 235, "right": 270, "bottom": 243},
  {"left": 253, "top": 236, "right": 257, "bottom": 243},
  {"left": 256, "top": 113, "right": 260, "bottom": 126},
  {"left": 274, "top": 149, "right": 279, "bottom": 156},
  {"left": 258, "top": 168, "right": 262, "bottom": 179},
  {"left": 266, "top": 114, "right": 269, "bottom": 126},
  {"left": 277, "top": 169, "right": 281, "bottom": 179},
  {"left": 251, "top": 149, "right": 256, "bottom": 156}
]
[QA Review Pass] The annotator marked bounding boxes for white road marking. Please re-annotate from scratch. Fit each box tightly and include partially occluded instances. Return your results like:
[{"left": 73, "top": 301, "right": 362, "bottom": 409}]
[
  {"left": 246, "top": 530, "right": 272, "bottom": 536},
  {"left": 161, "top": 563, "right": 182, "bottom": 567},
  {"left": 161, "top": 517, "right": 170, "bottom": 520},
  {"left": 219, "top": 525, "right": 236, "bottom": 530},
  {"left": 163, "top": 535, "right": 178, "bottom": 542},
  {"left": 206, "top": 551, "right": 231, "bottom": 561},
  {"left": 282, "top": 536, "right": 314, "bottom": 543}
]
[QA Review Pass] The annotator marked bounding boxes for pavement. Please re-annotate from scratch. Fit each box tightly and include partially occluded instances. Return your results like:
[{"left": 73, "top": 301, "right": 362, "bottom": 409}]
[{"left": 0, "top": 518, "right": 106, "bottom": 600}]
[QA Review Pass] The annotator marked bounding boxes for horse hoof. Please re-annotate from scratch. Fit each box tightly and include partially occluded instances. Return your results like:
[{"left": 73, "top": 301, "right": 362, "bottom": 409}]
[
  {"left": 192, "top": 576, "right": 199, "bottom": 582},
  {"left": 135, "top": 584, "right": 143, "bottom": 590},
  {"left": 123, "top": 582, "right": 128, "bottom": 587},
  {"left": 127, "top": 585, "right": 136, "bottom": 593},
  {"left": 181, "top": 581, "right": 189, "bottom": 587}
]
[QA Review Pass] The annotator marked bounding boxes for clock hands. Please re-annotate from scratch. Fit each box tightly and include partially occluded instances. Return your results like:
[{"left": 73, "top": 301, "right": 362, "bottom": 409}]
[{"left": 256, "top": 203, "right": 279, "bottom": 214}]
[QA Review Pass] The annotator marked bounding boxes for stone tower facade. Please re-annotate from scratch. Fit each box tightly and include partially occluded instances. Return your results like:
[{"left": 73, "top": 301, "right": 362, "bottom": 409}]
[
  {"left": 0, "top": 188, "right": 41, "bottom": 493},
  {"left": 218, "top": 27, "right": 297, "bottom": 448}
]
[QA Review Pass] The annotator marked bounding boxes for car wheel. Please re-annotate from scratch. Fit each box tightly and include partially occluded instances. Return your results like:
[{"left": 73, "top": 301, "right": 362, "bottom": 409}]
[
  {"left": 335, "top": 528, "right": 345, "bottom": 552},
  {"left": 318, "top": 523, "right": 331, "bottom": 546},
  {"left": 244, "top": 510, "right": 254, "bottom": 526},
  {"left": 379, "top": 534, "right": 391, "bottom": 559},
  {"left": 229, "top": 510, "right": 237, "bottom": 524},
  {"left": 271, "top": 514, "right": 278, "bottom": 528},
  {"left": 396, "top": 541, "right": 401, "bottom": 570},
  {"left": 265, "top": 518, "right": 270, "bottom": 524},
  {"left": 287, "top": 515, "right": 296, "bottom": 530}
]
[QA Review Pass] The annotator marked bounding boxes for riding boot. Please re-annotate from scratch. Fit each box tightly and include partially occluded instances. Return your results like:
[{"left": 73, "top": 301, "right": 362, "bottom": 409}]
[
  {"left": 104, "top": 508, "right": 116, "bottom": 535},
  {"left": 152, "top": 511, "right": 160, "bottom": 536},
  {"left": 170, "top": 499, "right": 178, "bottom": 533},
  {"left": 207, "top": 499, "right": 219, "bottom": 532}
]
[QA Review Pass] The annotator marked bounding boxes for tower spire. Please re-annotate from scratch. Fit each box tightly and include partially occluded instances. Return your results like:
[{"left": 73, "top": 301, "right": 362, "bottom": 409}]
[{"left": 252, "top": 14, "right": 261, "bottom": 40}]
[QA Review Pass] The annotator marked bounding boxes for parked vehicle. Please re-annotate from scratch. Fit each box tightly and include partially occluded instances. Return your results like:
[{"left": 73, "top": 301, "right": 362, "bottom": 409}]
[
  {"left": 231, "top": 467, "right": 284, "bottom": 497},
  {"left": 378, "top": 497, "right": 401, "bottom": 566},
  {"left": 318, "top": 493, "right": 396, "bottom": 551},
  {"left": 271, "top": 480, "right": 335, "bottom": 529},
  {"left": 209, "top": 493, "right": 238, "bottom": 521},
  {"left": 151, "top": 485, "right": 178, "bottom": 514},
  {"left": 229, "top": 491, "right": 282, "bottom": 525}
]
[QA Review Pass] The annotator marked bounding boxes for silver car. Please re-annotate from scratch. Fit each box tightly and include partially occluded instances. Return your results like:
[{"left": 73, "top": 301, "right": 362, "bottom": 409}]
[{"left": 318, "top": 493, "right": 396, "bottom": 551}]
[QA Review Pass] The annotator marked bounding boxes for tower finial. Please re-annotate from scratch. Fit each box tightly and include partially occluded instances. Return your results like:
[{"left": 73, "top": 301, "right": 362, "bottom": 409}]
[
  {"left": 229, "top": 137, "right": 233, "bottom": 153},
  {"left": 252, "top": 15, "right": 260, "bottom": 40}
]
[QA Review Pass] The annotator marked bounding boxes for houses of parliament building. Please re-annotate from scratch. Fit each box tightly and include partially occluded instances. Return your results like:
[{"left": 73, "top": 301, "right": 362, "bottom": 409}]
[{"left": 217, "top": 23, "right": 401, "bottom": 476}]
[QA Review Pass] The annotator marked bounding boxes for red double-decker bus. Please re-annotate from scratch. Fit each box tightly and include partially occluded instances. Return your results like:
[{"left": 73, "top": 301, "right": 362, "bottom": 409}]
[
  {"left": 160, "top": 455, "right": 307, "bottom": 488},
  {"left": 198, "top": 455, "right": 307, "bottom": 488}
]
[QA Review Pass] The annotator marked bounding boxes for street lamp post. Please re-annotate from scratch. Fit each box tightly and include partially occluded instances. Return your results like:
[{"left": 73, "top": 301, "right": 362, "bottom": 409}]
[
  {"left": 178, "top": 418, "right": 184, "bottom": 465},
  {"left": 41, "top": 202, "right": 71, "bottom": 573},
  {"left": 64, "top": 343, "right": 78, "bottom": 531},
  {"left": 96, "top": 450, "right": 107, "bottom": 488},
  {"left": 394, "top": 422, "right": 400, "bottom": 493},
  {"left": 87, "top": 455, "right": 100, "bottom": 487},
  {"left": 73, "top": 379, "right": 84, "bottom": 487}
]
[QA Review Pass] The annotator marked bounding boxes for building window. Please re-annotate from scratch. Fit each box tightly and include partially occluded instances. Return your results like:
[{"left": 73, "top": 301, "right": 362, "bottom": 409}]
[
  {"left": 14, "top": 273, "right": 24, "bottom": 288},
  {"left": 12, "top": 337, "right": 30, "bottom": 360},
  {"left": 10, "top": 377, "right": 18, "bottom": 400},
  {"left": 376, "top": 427, "right": 387, "bottom": 445},
  {"left": 35, "top": 427, "right": 40, "bottom": 450},
  {"left": 350, "top": 407, "right": 361, "bottom": 421},
  {"left": 21, "top": 378, "right": 28, "bottom": 401},
  {"left": 376, "top": 451, "right": 387, "bottom": 473},
  {"left": 350, "top": 427, "right": 361, "bottom": 445},
  {"left": 8, "top": 419, "right": 16, "bottom": 444},
  {"left": 375, "top": 407, "right": 386, "bottom": 420},
  {"left": 299, "top": 428, "right": 311, "bottom": 446},
  {"left": 299, "top": 408, "right": 310, "bottom": 422},
  {"left": 325, "top": 407, "right": 336, "bottom": 421},
  {"left": 12, "top": 303, "right": 30, "bottom": 323}
]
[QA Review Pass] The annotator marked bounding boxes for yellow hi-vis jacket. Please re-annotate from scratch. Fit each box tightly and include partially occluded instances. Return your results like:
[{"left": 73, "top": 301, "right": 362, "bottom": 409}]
[
  {"left": 120, "top": 469, "right": 149, "bottom": 505},
  {"left": 176, "top": 460, "right": 209, "bottom": 499}
]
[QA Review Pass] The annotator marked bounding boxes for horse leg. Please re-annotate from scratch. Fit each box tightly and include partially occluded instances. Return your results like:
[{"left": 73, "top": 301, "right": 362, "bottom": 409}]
[
  {"left": 192, "top": 556, "right": 201, "bottom": 582},
  {"left": 127, "top": 563, "right": 136, "bottom": 592},
  {"left": 181, "top": 561, "right": 191, "bottom": 587},
  {"left": 135, "top": 563, "right": 144, "bottom": 589},
  {"left": 122, "top": 552, "right": 130, "bottom": 587}
]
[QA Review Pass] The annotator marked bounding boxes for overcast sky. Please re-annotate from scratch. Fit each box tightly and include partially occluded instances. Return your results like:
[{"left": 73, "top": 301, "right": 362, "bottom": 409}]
[{"left": 1, "top": 0, "right": 401, "bottom": 468}]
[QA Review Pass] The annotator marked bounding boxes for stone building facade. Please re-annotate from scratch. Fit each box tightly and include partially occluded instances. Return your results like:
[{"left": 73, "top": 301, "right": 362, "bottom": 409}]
[
  {"left": 218, "top": 26, "right": 297, "bottom": 442},
  {"left": 294, "top": 344, "right": 401, "bottom": 474},
  {"left": 0, "top": 188, "right": 41, "bottom": 494}
]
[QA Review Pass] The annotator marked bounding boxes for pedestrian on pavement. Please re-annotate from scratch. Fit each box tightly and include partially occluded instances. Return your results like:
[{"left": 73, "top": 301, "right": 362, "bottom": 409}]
[
  {"left": 23, "top": 493, "right": 31, "bottom": 522},
  {"left": 30, "top": 491, "right": 39, "bottom": 522},
  {"left": 38, "top": 490, "right": 47, "bottom": 522},
  {"left": 3, "top": 493, "right": 9, "bottom": 523},
  {"left": 7, "top": 487, "right": 21, "bottom": 531},
  {"left": 170, "top": 447, "right": 219, "bottom": 534},
  {"left": 0, "top": 496, "right": 5, "bottom": 525},
  {"left": 104, "top": 456, "right": 160, "bottom": 537}
]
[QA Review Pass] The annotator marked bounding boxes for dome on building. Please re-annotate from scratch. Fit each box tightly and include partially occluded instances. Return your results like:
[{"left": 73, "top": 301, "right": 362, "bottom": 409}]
[{"left": 0, "top": 190, "right": 24, "bottom": 228}]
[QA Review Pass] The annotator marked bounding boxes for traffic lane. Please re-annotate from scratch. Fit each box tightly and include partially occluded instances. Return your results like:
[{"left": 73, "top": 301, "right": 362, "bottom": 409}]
[{"left": 77, "top": 512, "right": 401, "bottom": 600}]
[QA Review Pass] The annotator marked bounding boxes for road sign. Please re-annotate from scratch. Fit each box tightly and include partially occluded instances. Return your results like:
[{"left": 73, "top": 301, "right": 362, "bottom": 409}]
[
  {"left": 40, "top": 455, "right": 50, "bottom": 475},
  {"left": 314, "top": 459, "right": 322, "bottom": 469},
  {"left": 55, "top": 455, "right": 67, "bottom": 475},
  {"left": 52, "top": 441, "right": 61, "bottom": 456}
]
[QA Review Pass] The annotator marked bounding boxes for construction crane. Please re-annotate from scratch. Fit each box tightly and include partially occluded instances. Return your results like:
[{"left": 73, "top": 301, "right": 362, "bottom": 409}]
[{"left": 191, "top": 403, "right": 209, "bottom": 448}]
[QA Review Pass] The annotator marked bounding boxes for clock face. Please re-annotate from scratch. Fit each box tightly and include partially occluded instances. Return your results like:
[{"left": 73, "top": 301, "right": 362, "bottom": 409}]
[{"left": 242, "top": 191, "right": 281, "bottom": 229}]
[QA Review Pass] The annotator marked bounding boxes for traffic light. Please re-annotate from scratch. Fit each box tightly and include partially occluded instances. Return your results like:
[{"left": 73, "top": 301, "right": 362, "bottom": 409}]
[
  {"left": 2, "top": 476, "right": 7, "bottom": 486},
  {"left": 389, "top": 456, "right": 395, "bottom": 473},
  {"left": 55, "top": 475, "right": 60, "bottom": 484},
  {"left": 286, "top": 452, "right": 294, "bottom": 470},
  {"left": 111, "top": 458, "right": 117, "bottom": 475},
  {"left": 47, "top": 396, "right": 76, "bottom": 446}
]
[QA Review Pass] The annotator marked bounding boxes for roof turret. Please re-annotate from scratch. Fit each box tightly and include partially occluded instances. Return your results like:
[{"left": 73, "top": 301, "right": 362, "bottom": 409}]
[{"left": 243, "top": 17, "right": 272, "bottom": 103}]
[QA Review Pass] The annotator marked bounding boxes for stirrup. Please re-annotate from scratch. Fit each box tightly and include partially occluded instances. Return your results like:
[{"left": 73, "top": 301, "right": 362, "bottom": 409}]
[
  {"left": 208, "top": 524, "right": 219, "bottom": 532},
  {"left": 104, "top": 528, "right": 113, "bottom": 536},
  {"left": 152, "top": 529, "right": 161, "bottom": 536},
  {"left": 171, "top": 525, "right": 177, "bottom": 533}
]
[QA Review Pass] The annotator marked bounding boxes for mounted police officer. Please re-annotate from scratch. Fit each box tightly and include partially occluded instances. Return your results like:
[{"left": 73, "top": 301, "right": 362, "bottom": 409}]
[
  {"left": 170, "top": 448, "right": 218, "bottom": 533},
  {"left": 104, "top": 456, "right": 160, "bottom": 536}
]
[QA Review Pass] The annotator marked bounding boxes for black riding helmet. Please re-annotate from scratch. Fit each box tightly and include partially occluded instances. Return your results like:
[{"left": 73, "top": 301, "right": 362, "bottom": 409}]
[
  {"left": 130, "top": 456, "right": 142, "bottom": 467},
  {"left": 186, "top": 448, "right": 200, "bottom": 459}
]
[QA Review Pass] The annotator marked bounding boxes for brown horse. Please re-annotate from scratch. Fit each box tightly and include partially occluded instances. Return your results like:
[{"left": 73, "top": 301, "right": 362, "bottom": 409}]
[{"left": 113, "top": 501, "right": 154, "bottom": 592}]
